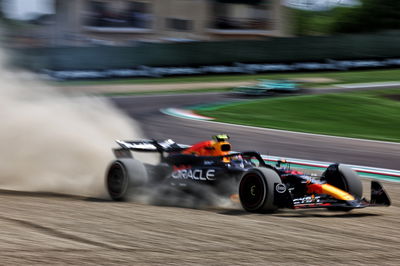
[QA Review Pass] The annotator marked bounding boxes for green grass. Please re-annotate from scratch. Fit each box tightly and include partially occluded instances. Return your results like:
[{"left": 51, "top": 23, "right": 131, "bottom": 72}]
[
  {"left": 196, "top": 88, "right": 400, "bottom": 142},
  {"left": 56, "top": 69, "right": 400, "bottom": 87}
]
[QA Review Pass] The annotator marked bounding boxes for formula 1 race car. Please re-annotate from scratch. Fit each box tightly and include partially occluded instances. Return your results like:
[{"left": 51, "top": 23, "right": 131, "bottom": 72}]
[
  {"left": 106, "top": 135, "right": 391, "bottom": 213},
  {"left": 232, "top": 79, "right": 301, "bottom": 96}
]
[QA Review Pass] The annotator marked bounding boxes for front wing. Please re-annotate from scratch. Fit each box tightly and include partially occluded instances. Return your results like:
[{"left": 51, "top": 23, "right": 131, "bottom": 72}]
[{"left": 273, "top": 181, "right": 391, "bottom": 210}]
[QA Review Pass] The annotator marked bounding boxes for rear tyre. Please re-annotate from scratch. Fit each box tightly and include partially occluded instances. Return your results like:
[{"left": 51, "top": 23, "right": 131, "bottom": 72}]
[
  {"left": 239, "top": 168, "right": 282, "bottom": 213},
  {"left": 106, "top": 159, "right": 148, "bottom": 201},
  {"left": 321, "top": 163, "right": 363, "bottom": 211}
]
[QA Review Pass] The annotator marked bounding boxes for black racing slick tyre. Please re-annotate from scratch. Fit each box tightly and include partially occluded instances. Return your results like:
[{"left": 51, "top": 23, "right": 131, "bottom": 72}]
[
  {"left": 239, "top": 168, "right": 283, "bottom": 213},
  {"left": 106, "top": 159, "right": 148, "bottom": 201},
  {"left": 321, "top": 163, "right": 363, "bottom": 211}
]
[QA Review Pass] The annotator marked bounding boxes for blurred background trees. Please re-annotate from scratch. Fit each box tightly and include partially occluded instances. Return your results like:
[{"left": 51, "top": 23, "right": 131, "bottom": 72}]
[{"left": 291, "top": 0, "right": 400, "bottom": 35}]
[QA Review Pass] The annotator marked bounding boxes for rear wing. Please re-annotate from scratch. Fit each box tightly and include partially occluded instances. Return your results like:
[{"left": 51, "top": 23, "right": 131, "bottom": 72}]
[
  {"left": 115, "top": 139, "right": 188, "bottom": 152},
  {"left": 113, "top": 139, "right": 189, "bottom": 159}
]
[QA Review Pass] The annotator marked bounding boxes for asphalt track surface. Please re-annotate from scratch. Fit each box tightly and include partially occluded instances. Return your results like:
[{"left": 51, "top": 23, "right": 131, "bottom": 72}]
[
  {"left": 2, "top": 89, "right": 399, "bottom": 265},
  {"left": 110, "top": 90, "right": 400, "bottom": 170}
]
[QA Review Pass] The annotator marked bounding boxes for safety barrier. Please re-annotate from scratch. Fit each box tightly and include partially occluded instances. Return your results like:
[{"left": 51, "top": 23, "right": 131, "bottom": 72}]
[{"left": 14, "top": 31, "right": 400, "bottom": 71}]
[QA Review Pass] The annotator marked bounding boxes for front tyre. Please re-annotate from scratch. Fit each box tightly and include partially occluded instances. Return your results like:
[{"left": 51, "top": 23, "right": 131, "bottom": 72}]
[
  {"left": 106, "top": 159, "right": 148, "bottom": 201},
  {"left": 321, "top": 164, "right": 363, "bottom": 198},
  {"left": 239, "top": 168, "right": 282, "bottom": 213},
  {"left": 321, "top": 163, "right": 363, "bottom": 211}
]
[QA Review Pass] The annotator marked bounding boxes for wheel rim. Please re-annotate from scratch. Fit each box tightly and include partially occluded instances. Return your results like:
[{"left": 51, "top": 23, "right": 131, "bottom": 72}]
[
  {"left": 239, "top": 173, "right": 266, "bottom": 210},
  {"left": 107, "top": 163, "right": 127, "bottom": 198}
]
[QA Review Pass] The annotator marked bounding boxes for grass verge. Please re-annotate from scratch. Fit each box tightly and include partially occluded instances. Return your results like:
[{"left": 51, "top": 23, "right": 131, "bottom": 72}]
[{"left": 196, "top": 88, "right": 400, "bottom": 142}]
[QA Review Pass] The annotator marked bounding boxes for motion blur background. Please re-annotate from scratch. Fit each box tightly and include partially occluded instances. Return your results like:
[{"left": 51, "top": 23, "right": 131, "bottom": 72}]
[
  {"left": 1, "top": 0, "right": 399, "bottom": 73},
  {"left": 0, "top": 2, "right": 399, "bottom": 265}
]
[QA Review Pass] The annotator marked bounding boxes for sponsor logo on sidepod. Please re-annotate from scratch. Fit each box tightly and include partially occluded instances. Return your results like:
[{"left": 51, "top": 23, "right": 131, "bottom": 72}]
[{"left": 171, "top": 166, "right": 216, "bottom": 181}]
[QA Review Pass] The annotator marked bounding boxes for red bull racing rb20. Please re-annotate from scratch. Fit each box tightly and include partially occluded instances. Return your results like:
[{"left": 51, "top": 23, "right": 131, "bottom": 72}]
[{"left": 106, "top": 135, "right": 391, "bottom": 213}]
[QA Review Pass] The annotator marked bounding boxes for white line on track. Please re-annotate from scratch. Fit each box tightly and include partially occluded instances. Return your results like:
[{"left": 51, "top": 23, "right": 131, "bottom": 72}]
[{"left": 336, "top": 81, "right": 400, "bottom": 89}]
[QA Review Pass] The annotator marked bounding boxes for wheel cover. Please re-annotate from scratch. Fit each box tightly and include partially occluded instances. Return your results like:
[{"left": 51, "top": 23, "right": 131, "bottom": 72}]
[
  {"left": 107, "top": 163, "right": 127, "bottom": 198},
  {"left": 239, "top": 173, "right": 266, "bottom": 210}
]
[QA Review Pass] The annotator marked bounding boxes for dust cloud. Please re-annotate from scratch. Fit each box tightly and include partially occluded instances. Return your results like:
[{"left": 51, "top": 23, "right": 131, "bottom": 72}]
[
  {"left": 0, "top": 51, "right": 236, "bottom": 208},
  {"left": 129, "top": 175, "right": 239, "bottom": 210},
  {"left": 0, "top": 52, "right": 141, "bottom": 198}
]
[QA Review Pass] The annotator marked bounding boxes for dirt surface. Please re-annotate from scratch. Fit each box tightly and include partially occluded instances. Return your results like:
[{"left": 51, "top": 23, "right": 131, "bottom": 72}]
[
  {"left": 0, "top": 179, "right": 398, "bottom": 265},
  {"left": 58, "top": 81, "right": 255, "bottom": 94},
  {"left": 57, "top": 78, "right": 337, "bottom": 94},
  {"left": 292, "top": 77, "right": 337, "bottom": 83}
]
